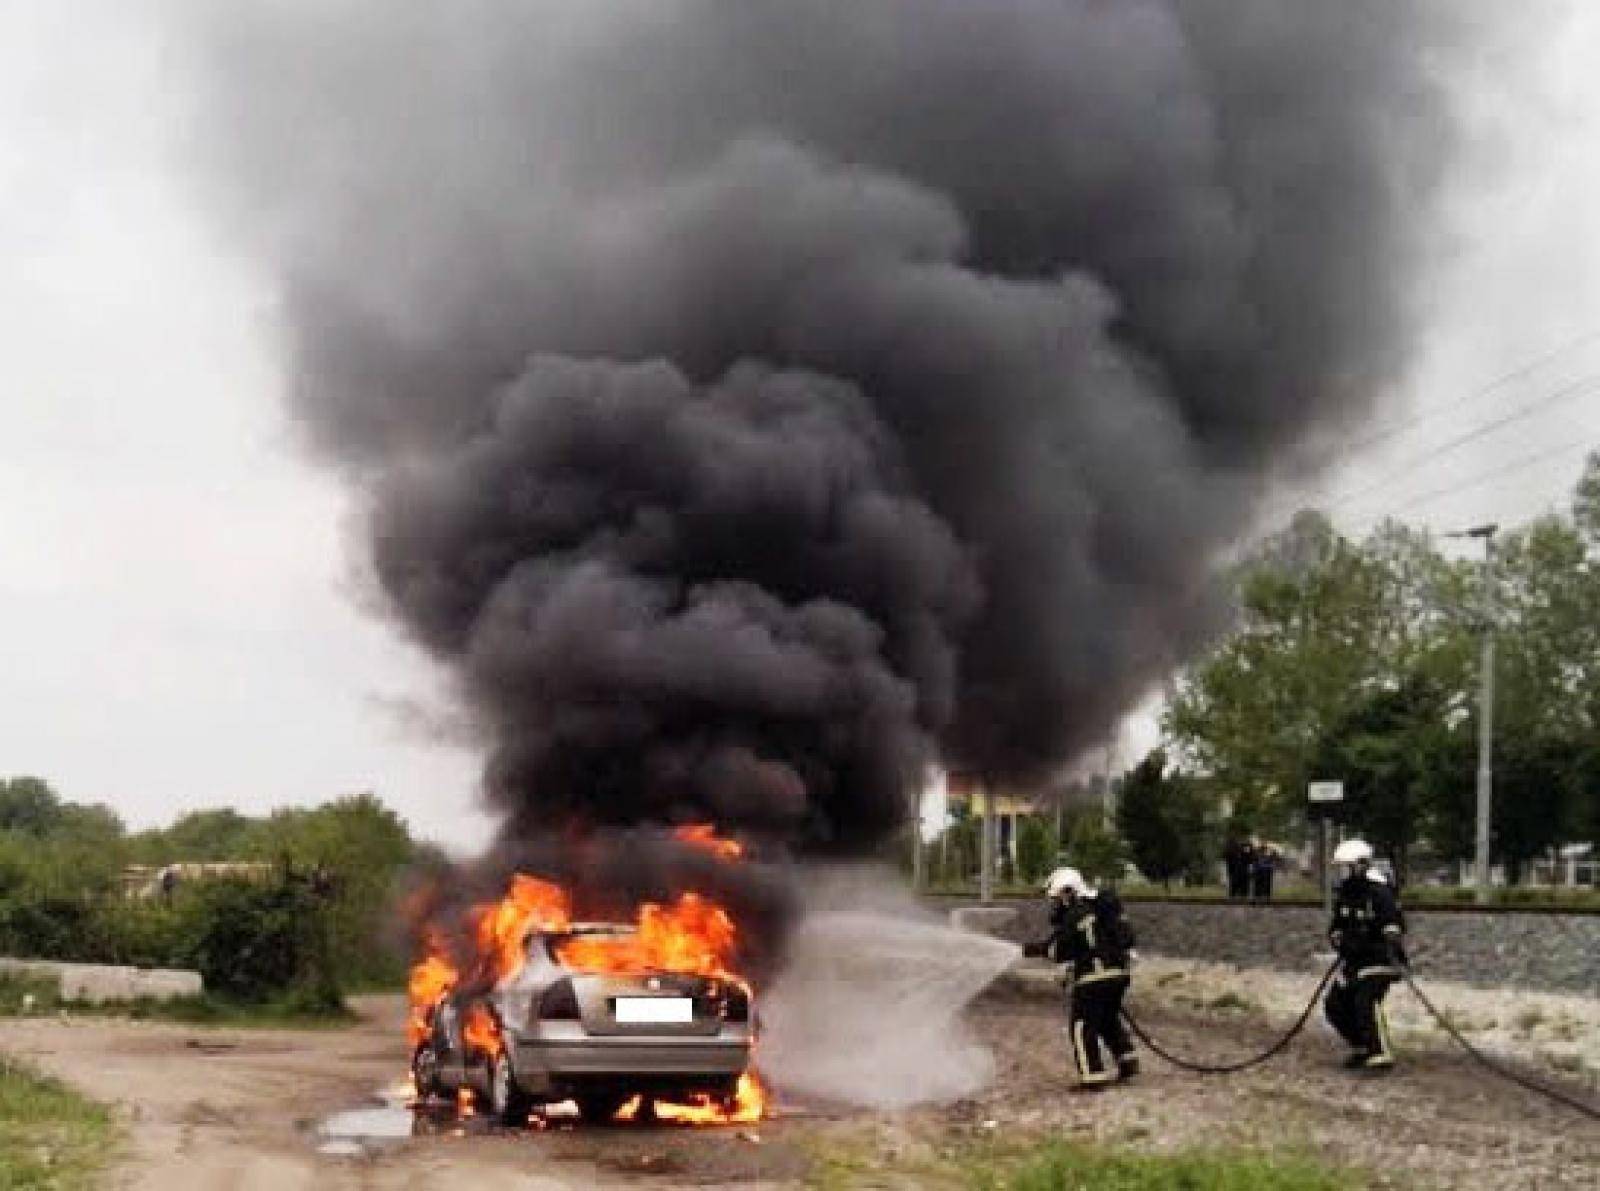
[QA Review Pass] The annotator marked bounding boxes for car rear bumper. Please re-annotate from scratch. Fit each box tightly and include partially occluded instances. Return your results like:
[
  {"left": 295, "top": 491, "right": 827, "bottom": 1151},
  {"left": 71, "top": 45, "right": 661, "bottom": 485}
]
[{"left": 515, "top": 1034, "right": 750, "bottom": 1080}]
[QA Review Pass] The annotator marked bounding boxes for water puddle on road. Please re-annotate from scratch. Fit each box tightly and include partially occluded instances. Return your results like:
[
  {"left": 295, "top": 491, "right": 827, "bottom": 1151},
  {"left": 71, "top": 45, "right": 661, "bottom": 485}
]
[{"left": 315, "top": 1081, "right": 439, "bottom": 1157}]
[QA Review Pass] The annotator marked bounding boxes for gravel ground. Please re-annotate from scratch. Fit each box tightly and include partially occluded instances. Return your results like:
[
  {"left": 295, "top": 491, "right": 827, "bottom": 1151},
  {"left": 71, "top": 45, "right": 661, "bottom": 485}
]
[
  {"left": 1127, "top": 955, "right": 1600, "bottom": 1085},
  {"left": 3, "top": 971, "right": 1596, "bottom": 1189},
  {"left": 928, "top": 958, "right": 1600, "bottom": 1189}
]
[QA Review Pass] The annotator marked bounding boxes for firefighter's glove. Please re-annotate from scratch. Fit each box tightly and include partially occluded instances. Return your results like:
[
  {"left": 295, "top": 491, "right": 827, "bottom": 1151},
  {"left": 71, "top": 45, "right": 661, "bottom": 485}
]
[{"left": 1383, "top": 932, "right": 1407, "bottom": 968}]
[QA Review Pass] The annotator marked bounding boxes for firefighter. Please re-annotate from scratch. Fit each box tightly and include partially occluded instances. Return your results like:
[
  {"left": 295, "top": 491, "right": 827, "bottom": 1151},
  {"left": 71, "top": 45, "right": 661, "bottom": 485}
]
[
  {"left": 1030, "top": 866, "right": 1139, "bottom": 1088},
  {"left": 1324, "top": 839, "right": 1406, "bottom": 1071}
]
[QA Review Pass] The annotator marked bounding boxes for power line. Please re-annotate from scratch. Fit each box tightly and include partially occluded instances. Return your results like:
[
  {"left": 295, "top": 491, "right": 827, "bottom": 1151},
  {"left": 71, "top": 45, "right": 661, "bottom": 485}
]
[
  {"left": 1328, "top": 372, "right": 1600, "bottom": 511},
  {"left": 1380, "top": 438, "right": 1595, "bottom": 519},
  {"left": 1339, "top": 326, "right": 1600, "bottom": 457}
]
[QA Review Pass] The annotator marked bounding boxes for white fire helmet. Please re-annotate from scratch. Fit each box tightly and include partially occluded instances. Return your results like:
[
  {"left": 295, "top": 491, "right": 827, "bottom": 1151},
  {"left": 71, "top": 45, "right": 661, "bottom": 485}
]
[
  {"left": 1332, "top": 838, "right": 1375, "bottom": 866},
  {"left": 1044, "top": 866, "right": 1092, "bottom": 899}
]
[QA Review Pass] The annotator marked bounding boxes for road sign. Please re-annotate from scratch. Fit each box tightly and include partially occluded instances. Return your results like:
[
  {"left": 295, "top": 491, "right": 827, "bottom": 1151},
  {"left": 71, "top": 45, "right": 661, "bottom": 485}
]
[{"left": 1308, "top": 780, "right": 1344, "bottom": 804}]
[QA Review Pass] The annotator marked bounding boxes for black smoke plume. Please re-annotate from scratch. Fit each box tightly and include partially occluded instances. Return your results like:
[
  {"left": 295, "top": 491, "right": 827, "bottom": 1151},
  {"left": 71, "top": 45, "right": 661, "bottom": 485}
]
[{"left": 190, "top": 2, "right": 1462, "bottom": 858}]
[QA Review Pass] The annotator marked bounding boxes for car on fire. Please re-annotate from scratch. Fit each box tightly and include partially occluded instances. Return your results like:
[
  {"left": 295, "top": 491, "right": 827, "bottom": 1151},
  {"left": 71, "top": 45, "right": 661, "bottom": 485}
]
[{"left": 411, "top": 922, "right": 756, "bottom": 1125}]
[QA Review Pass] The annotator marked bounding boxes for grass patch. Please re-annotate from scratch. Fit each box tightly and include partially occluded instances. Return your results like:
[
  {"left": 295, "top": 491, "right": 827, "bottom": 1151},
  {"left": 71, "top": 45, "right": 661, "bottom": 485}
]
[
  {"left": 1514, "top": 1007, "right": 1546, "bottom": 1033},
  {"left": 0, "top": 1056, "right": 116, "bottom": 1191},
  {"left": 0, "top": 974, "right": 58, "bottom": 1017},
  {"left": 0, "top": 972, "right": 354, "bottom": 1029},
  {"left": 806, "top": 1131, "right": 1360, "bottom": 1191},
  {"left": 1206, "top": 992, "right": 1255, "bottom": 1013},
  {"left": 962, "top": 1138, "right": 1357, "bottom": 1191}
]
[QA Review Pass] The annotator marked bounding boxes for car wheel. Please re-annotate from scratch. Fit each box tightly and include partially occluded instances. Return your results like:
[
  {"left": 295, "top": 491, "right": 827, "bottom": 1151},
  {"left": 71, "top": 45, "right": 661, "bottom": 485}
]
[
  {"left": 574, "top": 1092, "right": 629, "bottom": 1125},
  {"left": 410, "top": 1043, "right": 443, "bottom": 1102},
  {"left": 487, "top": 1050, "right": 532, "bottom": 1128}
]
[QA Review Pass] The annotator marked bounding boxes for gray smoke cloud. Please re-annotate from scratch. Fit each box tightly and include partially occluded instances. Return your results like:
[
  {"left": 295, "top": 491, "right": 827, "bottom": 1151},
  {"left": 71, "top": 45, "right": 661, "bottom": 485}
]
[{"left": 188, "top": 1, "right": 1462, "bottom": 851}]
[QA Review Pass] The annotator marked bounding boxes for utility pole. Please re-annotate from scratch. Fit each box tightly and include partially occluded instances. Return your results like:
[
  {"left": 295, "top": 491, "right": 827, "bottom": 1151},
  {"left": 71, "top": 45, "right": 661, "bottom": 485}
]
[
  {"left": 910, "top": 784, "right": 925, "bottom": 892},
  {"left": 979, "top": 778, "right": 995, "bottom": 904},
  {"left": 1449, "top": 524, "right": 1498, "bottom": 904}
]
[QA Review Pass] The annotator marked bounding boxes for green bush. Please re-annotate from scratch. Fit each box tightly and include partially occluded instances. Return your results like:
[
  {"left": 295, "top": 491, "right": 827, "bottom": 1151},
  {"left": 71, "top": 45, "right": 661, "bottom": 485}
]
[
  {"left": 184, "top": 879, "right": 339, "bottom": 1004},
  {"left": 0, "top": 879, "right": 342, "bottom": 1004}
]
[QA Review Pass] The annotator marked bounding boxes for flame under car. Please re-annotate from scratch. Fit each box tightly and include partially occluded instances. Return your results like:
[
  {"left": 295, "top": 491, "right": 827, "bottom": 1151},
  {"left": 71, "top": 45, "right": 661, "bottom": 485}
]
[{"left": 411, "top": 923, "right": 755, "bottom": 1125}]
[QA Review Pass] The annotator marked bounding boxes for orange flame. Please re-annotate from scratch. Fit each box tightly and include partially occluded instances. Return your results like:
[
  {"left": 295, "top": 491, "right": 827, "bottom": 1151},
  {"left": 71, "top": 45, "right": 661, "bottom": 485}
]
[
  {"left": 674, "top": 824, "right": 744, "bottom": 861},
  {"left": 472, "top": 875, "right": 572, "bottom": 983},
  {"left": 462, "top": 1002, "right": 503, "bottom": 1058},
  {"left": 614, "top": 1071, "right": 769, "bottom": 1126},
  {"left": 554, "top": 892, "right": 738, "bottom": 977},
  {"left": 406, "top": 937, "right": 459, "bottom": 1048}
]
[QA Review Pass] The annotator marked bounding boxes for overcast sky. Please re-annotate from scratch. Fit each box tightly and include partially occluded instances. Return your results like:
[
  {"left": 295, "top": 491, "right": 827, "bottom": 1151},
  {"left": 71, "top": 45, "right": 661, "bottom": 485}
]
[{"left": 4, "top": 3, "right": 1599, "bottom": 846}]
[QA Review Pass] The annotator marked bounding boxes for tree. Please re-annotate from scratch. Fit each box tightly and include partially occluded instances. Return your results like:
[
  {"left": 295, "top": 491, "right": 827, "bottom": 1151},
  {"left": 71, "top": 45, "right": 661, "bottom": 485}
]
[
  {"left": 0, "top": 777, "right": 64, "bottom": 835},
  {"left": 1312, "top": 677, "right": 1454, "bottom": 880},
  {"left": 1165, "top": 513, "right": 1438, "bottom": 834},
  {"left": 1171, "top": 461, "right": 1600, "bottom": 884},
  {"left": 1573, "top": 451, "right": 1600, "bottom": 547},
  {"left": 1014, "top": 815, "right": 1058, "bottom": 884},
  {"left": 131, "top": 808, "right": 260, "bottom": 862},
  {"left": 1062, "top": 809, "right": 1127, "bottom": 886},
  {"left": 246, "top": 793, "right": 416, "bottom": 983},
  {"left": 1116, "top": 751, "right": 1215, "bottom": 887}
]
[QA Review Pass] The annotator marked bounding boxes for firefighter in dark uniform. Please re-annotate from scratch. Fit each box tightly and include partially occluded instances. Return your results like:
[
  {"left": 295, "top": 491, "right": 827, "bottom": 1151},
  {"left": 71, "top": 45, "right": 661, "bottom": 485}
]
[
  {"left": 1324, "top": 838, "right": 1406, "bottom": 1071},
  {"left": 1028, "top": 866, "right": 1140, "bottom": 1088}
]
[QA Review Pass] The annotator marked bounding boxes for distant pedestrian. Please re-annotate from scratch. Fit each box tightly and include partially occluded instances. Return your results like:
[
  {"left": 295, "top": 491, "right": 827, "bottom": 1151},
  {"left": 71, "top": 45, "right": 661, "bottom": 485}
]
[
  {"left": 1250, "top": 842, "right": 1276, "bottom": 902},
  {"left": 1223, "top": 836, "right": 1255, "bottom": 899}
]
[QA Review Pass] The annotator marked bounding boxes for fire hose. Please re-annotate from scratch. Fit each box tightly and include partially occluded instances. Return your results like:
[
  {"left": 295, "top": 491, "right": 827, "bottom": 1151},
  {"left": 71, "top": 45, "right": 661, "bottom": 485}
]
[
  {"left": 1116, "top": 959, "right": 1600, "bottom": 1121},
  {"left": 1397, "top": 966, "right": 1600, "bottom": 1122},
  {"left": 1117, "top": 958, "right": 1339, "bottom": 1075}
]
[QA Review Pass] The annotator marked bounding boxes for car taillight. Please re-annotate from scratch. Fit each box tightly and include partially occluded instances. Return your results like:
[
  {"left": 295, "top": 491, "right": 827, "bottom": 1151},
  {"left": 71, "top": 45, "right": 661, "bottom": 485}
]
[
  {"left": 539, "top": 978, "right": 580, "bottom": 1020},
  {"left": 722, "top": 985, "right": 750, "bottom": 1023}
]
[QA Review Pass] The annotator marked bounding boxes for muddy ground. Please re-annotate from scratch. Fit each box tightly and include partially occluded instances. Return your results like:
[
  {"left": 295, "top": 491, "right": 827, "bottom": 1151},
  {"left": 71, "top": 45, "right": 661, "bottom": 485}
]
[{"left": 4, "top": 970, "right": 1597, "bottom": 1190}]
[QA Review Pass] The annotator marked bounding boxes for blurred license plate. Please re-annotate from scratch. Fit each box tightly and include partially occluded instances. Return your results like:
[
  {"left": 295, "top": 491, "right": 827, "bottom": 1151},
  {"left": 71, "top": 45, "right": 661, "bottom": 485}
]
[{"left": 615, "top": 997, "right": 693, "bottom": 1024}]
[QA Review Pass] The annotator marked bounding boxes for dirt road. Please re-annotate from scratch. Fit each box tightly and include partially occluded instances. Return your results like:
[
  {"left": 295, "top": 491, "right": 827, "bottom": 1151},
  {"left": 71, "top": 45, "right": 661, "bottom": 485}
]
[{"left": 4, "top": 979, "right": 1598, "bottom": 1189}]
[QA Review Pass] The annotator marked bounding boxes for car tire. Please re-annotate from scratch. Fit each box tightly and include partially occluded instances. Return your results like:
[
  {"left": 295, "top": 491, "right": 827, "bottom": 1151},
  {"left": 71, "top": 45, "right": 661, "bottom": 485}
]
[
  {"left": 487, "top": 1050, "right": 533, "bottom": 1128},
  {"left": 410, "top": 1042, "right": 444, "bottom": 1102},
  {"left": 574, "top": 1092, "right": 629, "bottom": 1125}
]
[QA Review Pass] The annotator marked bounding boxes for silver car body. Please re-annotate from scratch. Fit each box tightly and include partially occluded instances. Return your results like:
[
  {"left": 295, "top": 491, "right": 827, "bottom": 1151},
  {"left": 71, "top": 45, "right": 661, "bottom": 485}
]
[{"left": 420, "top": 923, "right": 753, "bottom": 1108}]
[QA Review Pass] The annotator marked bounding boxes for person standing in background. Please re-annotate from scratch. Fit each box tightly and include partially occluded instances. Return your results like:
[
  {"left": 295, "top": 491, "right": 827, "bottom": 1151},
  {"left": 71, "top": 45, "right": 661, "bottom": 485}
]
[
  {"left": 1224, "top": 835, "right": 1254, "bottom": 899},
  {"left": 1250, "top": 841, "right": 1277, "bottom": 902}
]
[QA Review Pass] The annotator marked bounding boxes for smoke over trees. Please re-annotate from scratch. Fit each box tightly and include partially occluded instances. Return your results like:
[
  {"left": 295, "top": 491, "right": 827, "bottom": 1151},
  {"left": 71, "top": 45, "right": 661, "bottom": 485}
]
[{"left": 186, "top": 1, "right": 1468, "bottom": 855}]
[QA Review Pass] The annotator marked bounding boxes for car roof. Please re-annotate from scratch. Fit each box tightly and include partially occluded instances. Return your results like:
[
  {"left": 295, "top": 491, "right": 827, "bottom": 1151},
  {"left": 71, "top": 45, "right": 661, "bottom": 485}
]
[{"left": 536, "top": 922, "right": 636, "bottom": 937}]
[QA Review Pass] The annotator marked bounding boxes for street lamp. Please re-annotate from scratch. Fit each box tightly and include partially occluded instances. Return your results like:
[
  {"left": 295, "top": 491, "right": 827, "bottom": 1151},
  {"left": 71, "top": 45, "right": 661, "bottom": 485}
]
[{"left": 1446, "top": 523, "right": 1497, "bottom": 903}]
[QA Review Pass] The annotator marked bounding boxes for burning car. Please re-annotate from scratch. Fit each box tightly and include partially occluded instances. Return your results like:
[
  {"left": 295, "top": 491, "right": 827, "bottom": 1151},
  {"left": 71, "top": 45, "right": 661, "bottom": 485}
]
[{"left": 407, "top": 865, "right": 765, "bottom": 1127}]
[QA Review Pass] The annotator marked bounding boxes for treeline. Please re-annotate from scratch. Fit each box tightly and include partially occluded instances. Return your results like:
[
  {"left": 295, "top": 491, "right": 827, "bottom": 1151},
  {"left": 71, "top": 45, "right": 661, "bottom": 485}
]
[
  {"left": 1154, "top": 454, "right": 1600, "bottom": 884},
  {"left": 0, "top": 778, "right": 439, "bottom": 1001},
  {"left": 919, "top": 456, "right": 1600, "bottom": 893}
]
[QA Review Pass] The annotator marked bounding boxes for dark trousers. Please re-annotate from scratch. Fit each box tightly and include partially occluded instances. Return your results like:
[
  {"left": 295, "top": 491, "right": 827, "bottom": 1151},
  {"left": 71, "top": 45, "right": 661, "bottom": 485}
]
[
  {"left": 1251, "top": 866, "right": 1274, "bottom": 900},
  {"left": 1069, "top": 973, "right": 1134, "bottom": 1085},
  {"left": 1325, "top": 966, "right": 1397, "bottom": 1066},
  {"left": 1226, "top": 864, "right": 1249, "bottom": 899}
]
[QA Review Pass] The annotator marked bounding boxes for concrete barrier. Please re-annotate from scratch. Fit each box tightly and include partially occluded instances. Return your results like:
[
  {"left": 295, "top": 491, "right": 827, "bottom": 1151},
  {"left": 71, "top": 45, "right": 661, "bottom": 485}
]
[{"left": 0, "top": 957, "right": 203, "bottom": 1004}]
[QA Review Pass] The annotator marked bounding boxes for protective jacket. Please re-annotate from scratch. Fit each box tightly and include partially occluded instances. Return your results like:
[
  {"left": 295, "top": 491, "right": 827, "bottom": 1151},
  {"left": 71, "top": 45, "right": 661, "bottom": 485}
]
[
  {"left": 1325, "top": 871, "right": 1406, "bottom": 1069},
  {"left": 1329, "top": 873, "right": 1406, "bottom": 973},
  {"left": 1044, "top": 891, "right": 1135, "bottom": 984}
]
